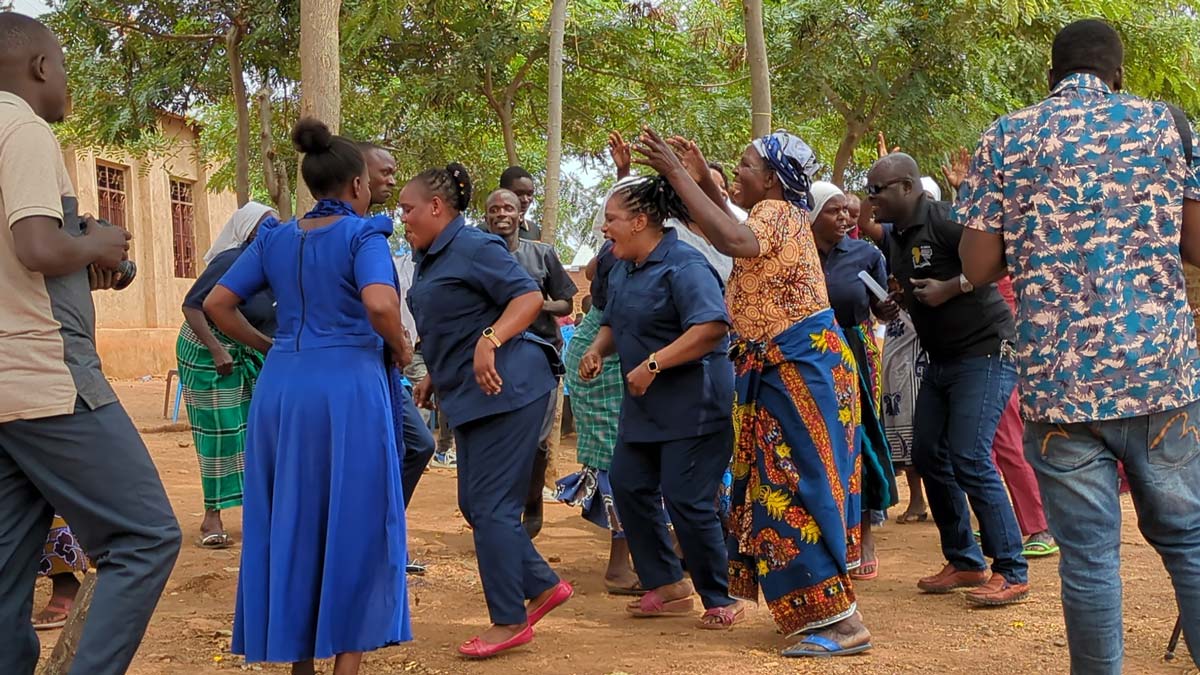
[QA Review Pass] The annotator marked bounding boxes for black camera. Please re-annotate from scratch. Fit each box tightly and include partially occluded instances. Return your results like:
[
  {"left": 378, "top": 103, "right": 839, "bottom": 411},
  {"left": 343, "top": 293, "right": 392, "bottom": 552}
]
[{"left": 85, "top": 217, "right": 136, "bottom": 290}]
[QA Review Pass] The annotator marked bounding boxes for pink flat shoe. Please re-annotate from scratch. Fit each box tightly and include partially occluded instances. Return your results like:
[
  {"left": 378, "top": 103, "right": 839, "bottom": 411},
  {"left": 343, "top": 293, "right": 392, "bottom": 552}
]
[
  {"left": 527, "top": 580, "right": 573, "bottom": 625},
  {"left": 458, "top": 625, "right": 534, "bottom": 659}
]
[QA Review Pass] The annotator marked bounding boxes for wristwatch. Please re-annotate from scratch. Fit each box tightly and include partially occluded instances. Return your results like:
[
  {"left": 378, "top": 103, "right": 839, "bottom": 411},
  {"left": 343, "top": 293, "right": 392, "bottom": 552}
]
[
  {"left": 646, "top": 352, "right": 661, "bottom": 374},
  {"left": 958, "top": 274, "right": 974, "bottom": 294},
  {"left": 481, "top": 326, "right": 502, "bottom": 348}
]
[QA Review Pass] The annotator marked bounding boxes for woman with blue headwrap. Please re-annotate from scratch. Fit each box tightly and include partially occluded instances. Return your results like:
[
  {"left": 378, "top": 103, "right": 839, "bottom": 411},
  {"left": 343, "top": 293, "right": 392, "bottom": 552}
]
[{"left": 634, "top": 128, "right": 872, "bottom": 657}]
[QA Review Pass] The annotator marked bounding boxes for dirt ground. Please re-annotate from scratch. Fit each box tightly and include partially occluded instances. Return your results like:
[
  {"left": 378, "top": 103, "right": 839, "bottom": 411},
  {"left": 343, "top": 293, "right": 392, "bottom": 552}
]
[{"left": 33, "top": 380, "right": 1197, "bottom": 674}]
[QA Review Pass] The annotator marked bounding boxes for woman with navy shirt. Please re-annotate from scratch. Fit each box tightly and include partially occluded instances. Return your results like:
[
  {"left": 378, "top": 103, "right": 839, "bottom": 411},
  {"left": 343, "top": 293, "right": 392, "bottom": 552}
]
[
  {"left": 399, "top": 164, "right": 572, "bottom": 660},
  {"left": 580, "top": 176, "right": 748, "bottom": 629}
]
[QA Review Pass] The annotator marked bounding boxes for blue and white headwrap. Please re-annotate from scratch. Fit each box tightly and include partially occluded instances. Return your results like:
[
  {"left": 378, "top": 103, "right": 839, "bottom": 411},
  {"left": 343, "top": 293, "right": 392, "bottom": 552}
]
[{"left": 751, "top": 131, "right": 819, "bottom": 210}]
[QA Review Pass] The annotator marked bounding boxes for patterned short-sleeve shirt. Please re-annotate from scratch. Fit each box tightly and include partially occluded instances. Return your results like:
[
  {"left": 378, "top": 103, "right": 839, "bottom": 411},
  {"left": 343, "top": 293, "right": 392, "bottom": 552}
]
[
  {"left": 956, "top": 73, "right": 1200, "bottom": 424},
  {"left": 725, "top": 200, "right": 829, "bottom": 343}
]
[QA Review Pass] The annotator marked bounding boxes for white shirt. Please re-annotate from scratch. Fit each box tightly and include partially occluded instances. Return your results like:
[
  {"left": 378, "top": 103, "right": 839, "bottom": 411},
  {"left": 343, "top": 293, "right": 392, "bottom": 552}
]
[{"left": 393, "top": 253, "right": 418, "bottom": 342}]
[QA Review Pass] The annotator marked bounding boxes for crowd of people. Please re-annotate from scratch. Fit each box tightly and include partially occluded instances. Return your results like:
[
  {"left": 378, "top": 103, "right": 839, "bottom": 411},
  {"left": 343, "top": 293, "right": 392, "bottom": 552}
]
[{"left": 1, "top": 10, "right": 1198, "bottom": 675}]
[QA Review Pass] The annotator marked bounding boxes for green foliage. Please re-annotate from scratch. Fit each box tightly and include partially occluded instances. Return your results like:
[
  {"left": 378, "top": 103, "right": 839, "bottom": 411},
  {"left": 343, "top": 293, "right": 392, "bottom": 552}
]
[{"left": 45, "top": 0, "right": 1200, "bottom": 249}]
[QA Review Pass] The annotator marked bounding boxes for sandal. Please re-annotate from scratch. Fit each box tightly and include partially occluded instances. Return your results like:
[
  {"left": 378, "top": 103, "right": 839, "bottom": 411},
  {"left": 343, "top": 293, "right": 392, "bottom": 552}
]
[
  {"left": 33, "top": 597, "right": 73, "bottom": 631},
  {"left": 781, "top": 634, "right": 873, "bottom": 658},
  {"left": 896, "top": 510, "right": 928, "bottom": 524},
  {"left": 850, "top": 559, "right": 879, "bottom": 581},
  {"left": 1023, "top": 539, "right": 1059, "bottom": 558},
  {"left": 627, "top": 589, "right": 695, "bottom": 618},
  {"left": 698, "top": 603, "right": 746, "bottom": 630},
  {"left": 605, "top": 580, "right": 647, "bottom": 596},
  {"left": 198, "top": 532, "right": 232, "bottom": 549}
]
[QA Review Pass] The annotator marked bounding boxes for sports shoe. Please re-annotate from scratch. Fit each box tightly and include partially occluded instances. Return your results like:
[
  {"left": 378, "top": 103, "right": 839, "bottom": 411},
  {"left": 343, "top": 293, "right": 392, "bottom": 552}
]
[
  {"left": 965, "top": 573, "right": 1030, "bottom": 606},
  {"left": 406, "top": 560, "right": 427, "bottom": 576},
  {"left": 917, "top": 563, "right": 989, "bottom": 594},
  {"left": 430, "top": 448, "right": 457, "bottom": 469}
]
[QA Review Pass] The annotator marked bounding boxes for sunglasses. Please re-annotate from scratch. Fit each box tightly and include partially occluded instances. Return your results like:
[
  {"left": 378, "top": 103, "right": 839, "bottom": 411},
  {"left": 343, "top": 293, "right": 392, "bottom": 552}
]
[{"left": 866, "top": 178, "right": 909, "bottom": 196}]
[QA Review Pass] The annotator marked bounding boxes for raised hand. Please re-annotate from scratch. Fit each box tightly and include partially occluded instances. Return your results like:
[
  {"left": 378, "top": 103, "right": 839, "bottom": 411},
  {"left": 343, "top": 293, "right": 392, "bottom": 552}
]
[
  {"left": 941, "top": 146, "right": 970, "bottom": 192},
  {"left": 666, "top": 136, "right": 710, "bottom": 185},
  {"left": 632, "top": 126, "right": 687, "bottom": 178},
  {"left": 876, "top": 131, "right": 900, "bottom": 159},
  {"left": 609, "top": 131, "right": 632, "bottom": 179}
]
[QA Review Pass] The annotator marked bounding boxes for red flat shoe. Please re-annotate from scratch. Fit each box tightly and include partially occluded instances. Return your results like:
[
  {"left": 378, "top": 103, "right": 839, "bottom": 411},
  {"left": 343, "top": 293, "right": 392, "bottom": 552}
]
[
  {"left": 527, "top": 580, "right": 574, "bottom": 625},
  {"left": 457, "top": 625, "right": 535, "bottom": 659}
]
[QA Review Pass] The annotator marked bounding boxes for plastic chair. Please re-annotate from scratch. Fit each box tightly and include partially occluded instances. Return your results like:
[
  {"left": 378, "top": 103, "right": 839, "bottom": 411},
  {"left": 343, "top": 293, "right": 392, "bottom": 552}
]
[{"left": 163, "top": 369, "right": 184, "bottom": 422}]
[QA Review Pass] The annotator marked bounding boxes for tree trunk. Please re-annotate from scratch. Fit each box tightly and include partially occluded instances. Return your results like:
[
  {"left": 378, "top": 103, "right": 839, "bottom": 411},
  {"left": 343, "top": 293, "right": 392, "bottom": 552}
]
[
  {"left": 37, "top": 573, "right": 98, "bottom": 675},
  {"left": 258, "top": 86, "right": 292, "bottom": 220},
  {"left": 226, "top": 20, "right": 251, "bottom": 207},
  {"left": 499, "top": 105, "right": 518, "bottom": 168},
  {"left": 541, "top": 0, "right": 568, "bottom": 246},
  {"left": 831, "top": 122, "right": 866, "bottom": 188},
  {"left": 742, "top": 0, "right": 771, "bottom": 138},
  {"left": 295, "top": 0, "right": 343, "bottom": 215}
]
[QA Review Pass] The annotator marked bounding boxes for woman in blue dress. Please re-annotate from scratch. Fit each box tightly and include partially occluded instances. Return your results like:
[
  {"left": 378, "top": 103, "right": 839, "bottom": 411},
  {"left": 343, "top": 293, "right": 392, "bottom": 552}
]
[
  {"left": 399, "top": 163, "right": 572, "bottom": 660},
  {"left": 204, "top": 118, "right": 412, "bottom": 675}
]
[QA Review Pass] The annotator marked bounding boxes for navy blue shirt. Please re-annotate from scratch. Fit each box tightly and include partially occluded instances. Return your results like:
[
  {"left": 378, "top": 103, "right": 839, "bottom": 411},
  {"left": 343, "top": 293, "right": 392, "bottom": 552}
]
[
  {"left": 819, "top": 236, "right": 887, "bottom": 329},
  {"left": 184, "top": 245, "right": 277, "bottom": 336},
  {"left": 408, "top": 216, "right": 556, "bottom": 426},
  {"left": 602, "top": 228, "right": 733, "bottom": 443},
  {"left": 590, "top": 240, "right": 617, "bottom": 311}
]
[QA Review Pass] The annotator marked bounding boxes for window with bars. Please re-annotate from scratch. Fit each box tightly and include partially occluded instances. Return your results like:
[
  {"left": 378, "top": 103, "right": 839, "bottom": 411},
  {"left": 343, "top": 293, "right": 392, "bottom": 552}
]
[
  {"left": 96, "top": 163, "right": 127, "bottom": 228},
  {"left": 170, "top": 179, "right": 197, "bottom": 278}
]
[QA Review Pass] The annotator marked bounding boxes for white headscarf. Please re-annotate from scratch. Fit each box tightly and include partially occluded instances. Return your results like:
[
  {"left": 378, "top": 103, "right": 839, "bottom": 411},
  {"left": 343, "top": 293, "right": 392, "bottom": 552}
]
[
  {"left": 920, "top": 176, "right": 942, "bottom": 202},
  {"left": 809, "top": 181, "right": 844, "bottom": 219},
  {"left": 204, "top": 201, "right": 276, "bottom": 264}
]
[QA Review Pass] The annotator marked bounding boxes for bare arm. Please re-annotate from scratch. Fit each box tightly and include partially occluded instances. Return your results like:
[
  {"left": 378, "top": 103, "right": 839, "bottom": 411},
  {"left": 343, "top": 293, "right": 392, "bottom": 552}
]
[
  {"left": 203, "top": 286, "right": 273, "bottom": 354},
  {"left": 182, "top": 306, "right": 233, "bottom": 376},
  {"left": 585, "top": 254, "right": 599, "bottom": 281},
  {"left": 362, "top": 283, "right": 413, "bottom": 368},
  {"left": 959, "top": 228, "right": 1008, "bottom": 287},
  {"left": 590, "top": 325, "right": 616, "bottom": 358},
  {"left": 1181, "top": 199, "right": 1200, "bottom": 267},
  {"left": 11, "top": 215, "right": 130, "bottom": 277},
  {"left": 473, "top": 290, "right": 544, "bottom": 395},
  {"left": 543, "top": 298, "right": 572, "bottom": 316},
  {"left": 625, "top": 321, "right": 728, "bottom": 396},
  {"left": 858, "top": 209, "right": 886, "bottom": 244}
]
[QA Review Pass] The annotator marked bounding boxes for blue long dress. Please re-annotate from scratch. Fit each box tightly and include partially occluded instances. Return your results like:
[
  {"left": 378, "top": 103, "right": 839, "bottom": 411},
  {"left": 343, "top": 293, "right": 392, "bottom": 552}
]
[{"left": 218, "top": 213, "right": 411, "bottom": 663}]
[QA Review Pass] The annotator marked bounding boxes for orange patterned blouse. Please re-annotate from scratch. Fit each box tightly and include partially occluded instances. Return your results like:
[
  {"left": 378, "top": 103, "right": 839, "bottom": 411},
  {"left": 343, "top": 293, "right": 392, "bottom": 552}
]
[{"left": 725, "top": 199, "right": 829, "bottom": 342}]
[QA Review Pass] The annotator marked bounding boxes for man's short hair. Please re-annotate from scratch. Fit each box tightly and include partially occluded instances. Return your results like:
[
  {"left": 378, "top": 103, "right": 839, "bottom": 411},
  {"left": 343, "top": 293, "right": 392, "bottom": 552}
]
[
  {"left": 1052, "top": 19, "right": 1124, "bottom": 85},
  {"left": 500, "top": 166, "right": 533, "bottom": 189}
]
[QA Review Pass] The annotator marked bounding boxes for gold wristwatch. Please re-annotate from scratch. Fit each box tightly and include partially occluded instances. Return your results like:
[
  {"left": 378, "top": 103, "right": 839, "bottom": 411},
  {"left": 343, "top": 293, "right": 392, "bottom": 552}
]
[
  {"left": 646, "top": 352, "right": 661, "bottom": 374},
  {"left": 482, "top": 327, "right": 502, "bottom": 348}
]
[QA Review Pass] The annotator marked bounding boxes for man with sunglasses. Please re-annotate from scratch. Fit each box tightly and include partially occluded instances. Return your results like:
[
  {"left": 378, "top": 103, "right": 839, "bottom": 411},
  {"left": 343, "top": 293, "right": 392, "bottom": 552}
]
[{"left": 865, "top": 152, "right": 1030, "bottom": 607}]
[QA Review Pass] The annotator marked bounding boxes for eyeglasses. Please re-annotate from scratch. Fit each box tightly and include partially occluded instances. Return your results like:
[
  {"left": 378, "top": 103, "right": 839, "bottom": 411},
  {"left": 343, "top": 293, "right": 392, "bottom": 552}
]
[{"left": 865, "top": 178, "right": 909, "bottom": 196}]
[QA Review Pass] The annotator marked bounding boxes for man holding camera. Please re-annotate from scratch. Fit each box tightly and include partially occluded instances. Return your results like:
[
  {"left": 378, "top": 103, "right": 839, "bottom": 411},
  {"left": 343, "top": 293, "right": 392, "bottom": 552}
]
[{"left": 0, "top": 12, "right": 181, "bottom": 675}]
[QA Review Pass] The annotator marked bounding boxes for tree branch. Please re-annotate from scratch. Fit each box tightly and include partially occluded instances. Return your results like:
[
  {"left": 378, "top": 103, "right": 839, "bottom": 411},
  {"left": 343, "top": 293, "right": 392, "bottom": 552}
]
[
  {"left": 565, "top": 56, "right": 799, "bottom": 90},
  {"left": 92, "top": 16, "right": 222, "bottom": 42},
  {"left": 820, "top": 81, "right": 854, "bottom": 119}
]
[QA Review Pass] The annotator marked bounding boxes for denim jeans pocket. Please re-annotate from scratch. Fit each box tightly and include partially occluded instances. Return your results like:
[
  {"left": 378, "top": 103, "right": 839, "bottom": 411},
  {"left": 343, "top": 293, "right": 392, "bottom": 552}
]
[
  {"left": 1145, "top": 400, "right": 1200, "bottom": 468},
  {"left": 1026, "top": 421, "right": 1106, "bottom": 472}
]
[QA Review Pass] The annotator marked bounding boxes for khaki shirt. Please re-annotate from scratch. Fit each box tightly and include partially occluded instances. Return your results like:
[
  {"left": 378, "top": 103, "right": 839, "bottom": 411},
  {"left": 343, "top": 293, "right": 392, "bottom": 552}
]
[{"left": 0, "top": 91, "right": 115, "bottom": 423}]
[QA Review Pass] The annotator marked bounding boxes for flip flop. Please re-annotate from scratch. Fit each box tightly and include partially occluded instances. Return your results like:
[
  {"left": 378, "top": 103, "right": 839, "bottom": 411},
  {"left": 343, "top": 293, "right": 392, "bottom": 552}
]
[
  {"left": 896, "top": 511, "right": 928, "bottom": 524},
  {"left": 781, "top": 634, "right": 873, "bottom": 658},
  {"left": 1023, "top": 540, "right": 1060, "bottom": 558},
  {"left": 627, "top": 590, "right": 695, "bottom": 618},
  {"left": 698, "top": 603, "right": 747, "bottom": 630},
  {"left": 850, "top": 559, "right": 879, "bottom": 581},
  {"left": 32, "top": 597, "right": 72, "bottom": 631},
  {"left": 198, "top": 532, "right": 232, "bottom": 549},
  {"left": 605, "top": 580, "right": 647, "bottom": 596}
]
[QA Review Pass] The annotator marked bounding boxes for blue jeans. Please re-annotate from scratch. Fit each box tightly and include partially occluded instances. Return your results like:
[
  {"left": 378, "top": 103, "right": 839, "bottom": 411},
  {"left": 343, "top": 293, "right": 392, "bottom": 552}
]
[
  {"left": 913, "top": 352, "right": 1028, "bottom": 584},
  {"left": 1025, "top": 399, "right": 1200, "bottom": 674}
]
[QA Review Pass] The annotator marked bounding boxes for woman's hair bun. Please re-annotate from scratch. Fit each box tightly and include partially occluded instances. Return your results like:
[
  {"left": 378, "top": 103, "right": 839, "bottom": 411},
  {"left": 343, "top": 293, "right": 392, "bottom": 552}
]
[
  {"left": 445, "top": 162, "right": 473, "bottom": 211},
  {"left": 291, "top": 117, "right": 335, "bottom": 154}
]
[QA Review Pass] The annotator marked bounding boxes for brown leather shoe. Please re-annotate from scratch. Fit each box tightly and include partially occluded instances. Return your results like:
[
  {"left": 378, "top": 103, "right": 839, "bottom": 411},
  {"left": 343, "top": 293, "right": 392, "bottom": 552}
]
[
  {"left": 917, "top": 563, "right": 989, "bottom": 594},
  {"left": 965, "top": 574, "right": 1030, "bottom": 606}
]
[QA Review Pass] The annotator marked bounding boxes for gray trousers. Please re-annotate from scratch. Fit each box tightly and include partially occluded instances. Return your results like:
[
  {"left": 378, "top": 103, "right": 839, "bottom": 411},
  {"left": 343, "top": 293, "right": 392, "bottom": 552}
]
[{"left": 0, "top": 400, "right": 181, "bottom": 675}]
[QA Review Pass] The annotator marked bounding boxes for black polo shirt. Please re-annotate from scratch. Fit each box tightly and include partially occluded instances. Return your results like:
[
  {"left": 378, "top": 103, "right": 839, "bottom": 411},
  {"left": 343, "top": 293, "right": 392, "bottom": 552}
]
[{"left": 882, "top": 197, "right": 1014, "bottom": 363}]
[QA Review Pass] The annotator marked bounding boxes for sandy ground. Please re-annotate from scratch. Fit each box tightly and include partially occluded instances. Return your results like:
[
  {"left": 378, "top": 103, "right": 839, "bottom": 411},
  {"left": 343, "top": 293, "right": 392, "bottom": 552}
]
[{"left": 32, "top": 380, "right": 1197, "bottom": 674}]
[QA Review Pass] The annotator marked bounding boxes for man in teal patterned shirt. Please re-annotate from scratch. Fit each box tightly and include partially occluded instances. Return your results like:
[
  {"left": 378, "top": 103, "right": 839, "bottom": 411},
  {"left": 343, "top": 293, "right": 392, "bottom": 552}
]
[{"left": 958, "top": 19, "right": 1200, "bottom": 674}]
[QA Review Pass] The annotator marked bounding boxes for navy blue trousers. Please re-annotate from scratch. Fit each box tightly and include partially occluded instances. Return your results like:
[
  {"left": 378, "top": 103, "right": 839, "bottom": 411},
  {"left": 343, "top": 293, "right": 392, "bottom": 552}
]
[
  {"left": 454, "top": 393, "right": 559, "bottom": 625},
  {"left": 398, "top": 386, "right": 435, "bottom": 507},
  {"left": 611, "top": 426, "right": 734, "bottom": 610}
]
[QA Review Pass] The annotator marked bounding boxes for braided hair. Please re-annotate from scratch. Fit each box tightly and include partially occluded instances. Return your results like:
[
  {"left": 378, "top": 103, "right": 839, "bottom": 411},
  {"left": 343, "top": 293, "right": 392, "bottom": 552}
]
[
  {"left": 413, "top": 162, "right": 473, "bottom": 211},
  {"left": 612, "top": 175, "right": 690, "bottom": 228}
]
